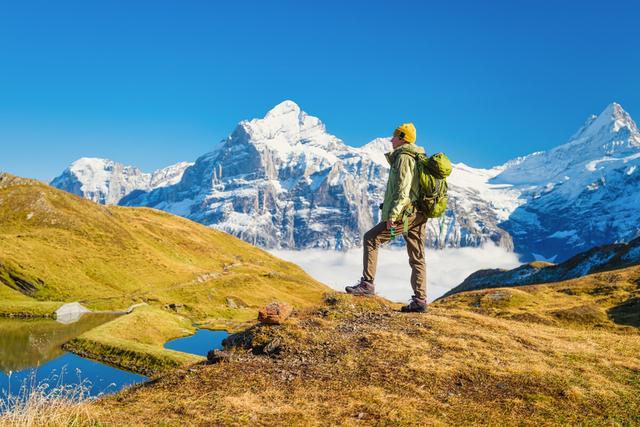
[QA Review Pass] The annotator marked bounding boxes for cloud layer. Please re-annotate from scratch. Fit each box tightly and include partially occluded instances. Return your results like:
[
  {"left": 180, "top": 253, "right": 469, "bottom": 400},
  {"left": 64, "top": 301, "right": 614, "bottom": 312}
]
[{"left": 270, "top": 245, "right": 521, "bottom": 303}]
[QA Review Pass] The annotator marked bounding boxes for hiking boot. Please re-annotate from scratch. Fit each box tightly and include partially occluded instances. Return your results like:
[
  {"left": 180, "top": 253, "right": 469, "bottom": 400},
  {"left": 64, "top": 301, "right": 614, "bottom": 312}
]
[
  {"left": 345, "top": 278, "right": 375, "bottom": 296},
  {"left": 400, "top": 296, "right": 427, "bottom": 313}
]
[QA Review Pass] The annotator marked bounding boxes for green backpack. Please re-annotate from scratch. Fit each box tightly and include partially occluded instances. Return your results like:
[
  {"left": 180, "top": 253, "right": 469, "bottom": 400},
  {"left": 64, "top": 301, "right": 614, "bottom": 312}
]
[{"left": 411, "top": 152, "right": 452, "bottom": 218}]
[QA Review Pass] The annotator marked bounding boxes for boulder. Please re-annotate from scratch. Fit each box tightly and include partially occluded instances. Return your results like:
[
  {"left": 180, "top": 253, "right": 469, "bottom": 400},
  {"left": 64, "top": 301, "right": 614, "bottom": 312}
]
[
  {"left": 207, "top": 349, "right": 232, "bottom": 364},
  {"left": 55, "top": 302, "right": 91, "bottom": 324},
  {"left": 258, "top": 302, "right": 293, "bottom": 325}
]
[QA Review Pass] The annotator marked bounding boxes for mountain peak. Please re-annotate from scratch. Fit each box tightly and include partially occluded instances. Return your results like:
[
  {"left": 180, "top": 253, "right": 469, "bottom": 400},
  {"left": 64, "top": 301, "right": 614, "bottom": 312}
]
[
  {"left": 599, "top": 102, "right": 631, "bottom": 126},
  {"left": 359, "top": 138, "right": 392, "bottom": 165},
  {"left": 574, "top": 102, "right": 638, "bottom": 140},
  {"left": 234, "top": 100, "right": 341, "bottom": 151},
  {"left": 70, "top": 157, "right": 110, "bottom": 168},
  {"left": 603, "top": 101, "right": 623, "bottom": 115},
  {"left": 265, "top": 100, "right": 302, "bottom": 119}
]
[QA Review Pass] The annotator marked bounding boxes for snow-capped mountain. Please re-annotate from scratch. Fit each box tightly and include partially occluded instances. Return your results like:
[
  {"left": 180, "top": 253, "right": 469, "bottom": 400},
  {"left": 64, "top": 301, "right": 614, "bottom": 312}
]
[
  {"left": 51, "top": 100, "right": 640, "bottom": 261},
  {"left": 119, "top": 101, "right": 381, "bottom": 249},
  {"left": 50, "top": 158, "right": 192, "bottom": 205},
  {"left": 117, "top": 101, "right": 509, "bottom": 250},
  {"left": 494, "top": 102, "right": 640, "bottom": 261}
]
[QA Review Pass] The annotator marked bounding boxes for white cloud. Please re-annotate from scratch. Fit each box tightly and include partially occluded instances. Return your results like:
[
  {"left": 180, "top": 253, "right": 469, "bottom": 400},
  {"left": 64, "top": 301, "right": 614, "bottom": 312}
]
[{"left": 269, "top": 245, "right": 521, "bottom": 303}]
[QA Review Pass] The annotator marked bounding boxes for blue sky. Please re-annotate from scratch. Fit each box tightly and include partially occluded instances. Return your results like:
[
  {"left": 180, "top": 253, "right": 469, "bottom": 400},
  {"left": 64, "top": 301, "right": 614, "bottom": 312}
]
[{"left": 1, "top": 0, "right": 639, "bottom": 181}]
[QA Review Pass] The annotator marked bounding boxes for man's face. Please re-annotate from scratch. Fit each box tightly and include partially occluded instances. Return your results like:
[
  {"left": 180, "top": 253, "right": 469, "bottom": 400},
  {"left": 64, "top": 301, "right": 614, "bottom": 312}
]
[{"left": 391, "top": 135, "right": 403, "bottom": 149}]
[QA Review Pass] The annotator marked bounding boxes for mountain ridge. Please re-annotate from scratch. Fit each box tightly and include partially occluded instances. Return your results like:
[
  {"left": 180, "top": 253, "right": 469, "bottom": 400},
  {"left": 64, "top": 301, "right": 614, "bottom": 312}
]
[
  {"left": 50, "top": 100, "right": 640, "bottom": 261},
  {"left": 50, "top": 157, "right": 193, "bottom": 205}
]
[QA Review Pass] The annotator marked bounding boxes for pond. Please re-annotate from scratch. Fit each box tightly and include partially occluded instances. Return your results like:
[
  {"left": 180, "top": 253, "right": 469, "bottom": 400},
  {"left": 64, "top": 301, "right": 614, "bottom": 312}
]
[
  {"left": 164, "top": 329, "right": 229, "bottom": 357},
  {"left": 0, "top": 314, "right": 146, "bottom": 407}
]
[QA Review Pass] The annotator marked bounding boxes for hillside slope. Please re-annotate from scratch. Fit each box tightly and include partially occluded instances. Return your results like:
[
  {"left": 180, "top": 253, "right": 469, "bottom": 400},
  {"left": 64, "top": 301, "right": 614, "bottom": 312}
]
[
  {"left": 0, "top": 174, "right": 328, "bottom": 374},
  {"left": 0, "top": 172, "right": 330, "bottom": 371},
  {"left": 0, "top": 172, "right": 328, "bottom": 318},
  {"left": 442, "top": 236, "right": 640, "bottom": 299},
  {"left": 438, "top": 265, "right": 640, "bottom": 331},
  {"left": 85, "top": 289, "right": 639, "bottom": 426}
]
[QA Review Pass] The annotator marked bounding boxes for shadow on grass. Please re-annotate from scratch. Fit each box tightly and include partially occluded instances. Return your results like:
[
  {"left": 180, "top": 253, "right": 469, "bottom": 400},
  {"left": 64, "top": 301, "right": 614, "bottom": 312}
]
[{"left": 608, "top": 297, "right": 640, "bottom": 328}]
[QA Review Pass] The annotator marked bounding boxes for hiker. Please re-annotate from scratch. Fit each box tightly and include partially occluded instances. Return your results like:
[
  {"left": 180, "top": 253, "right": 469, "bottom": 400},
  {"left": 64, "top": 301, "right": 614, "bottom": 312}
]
[{"left": 346, "top": 123, "right": 429, "bottom": 313}]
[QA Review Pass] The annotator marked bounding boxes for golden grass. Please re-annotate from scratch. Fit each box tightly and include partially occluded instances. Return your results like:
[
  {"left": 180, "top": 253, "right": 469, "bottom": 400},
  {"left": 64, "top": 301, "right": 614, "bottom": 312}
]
[
  {"left": 0, "top": 281, "right": 63, "bottom": 317},
  {"left": 437, "top": 265, "right": 640, "bottom": 332},
  {"left": 0, "top": 370, "right": 99, "bottom": 427},
  {"left": 76, "top": 292, "right": 640, "bottom": 426},
  {"left": 0, "top": 400, "right": 97, "bottom": 427}
]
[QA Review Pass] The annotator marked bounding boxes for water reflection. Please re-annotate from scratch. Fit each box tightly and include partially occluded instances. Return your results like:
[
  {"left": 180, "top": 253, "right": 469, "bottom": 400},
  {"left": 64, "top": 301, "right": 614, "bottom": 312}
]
[
  {"left": 164, "top": 329, "right": 229, "bottom": 356},
  {"left": 0, "top": 314, "right": 147, "bottom": 407},
  {"left": 0, "top": 314, "right": 119, "bottom": 372}
]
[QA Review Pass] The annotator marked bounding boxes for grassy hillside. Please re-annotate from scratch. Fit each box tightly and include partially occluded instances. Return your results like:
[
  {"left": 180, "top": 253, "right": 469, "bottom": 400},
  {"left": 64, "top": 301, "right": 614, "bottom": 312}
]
[
  {"left": 438, "top": 265, "right": 640, "bottom": 331},
  {"left": 0, "top": 172, "right": 329, "bottom": 370},
  {"left": 441, "top": 237, "right": 640, "bottom": 299},
  {"left": 3, "top": 264, "right": 640, "bottom": 425},
  {"left": 0, "top": 172, "right": 327, "bottom": 316},
  {"left": 75, "top": 288, "right": 640, "bottom": 426}
]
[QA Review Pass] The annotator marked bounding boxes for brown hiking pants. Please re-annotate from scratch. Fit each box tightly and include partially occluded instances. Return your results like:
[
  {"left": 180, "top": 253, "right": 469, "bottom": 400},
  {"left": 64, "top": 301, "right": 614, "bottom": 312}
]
[{"left": 362, "top": 211, "right": 428, "bottom": 302}]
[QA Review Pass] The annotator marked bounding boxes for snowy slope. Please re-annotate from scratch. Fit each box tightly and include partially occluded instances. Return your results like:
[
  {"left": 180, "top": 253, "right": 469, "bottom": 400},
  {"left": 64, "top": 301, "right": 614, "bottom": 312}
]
[
  {"left": 50, "top": 158, "right": 192, "bottom": 205},
  {"left": 495, "top": 103, "right": 640, "bottom": 261}
]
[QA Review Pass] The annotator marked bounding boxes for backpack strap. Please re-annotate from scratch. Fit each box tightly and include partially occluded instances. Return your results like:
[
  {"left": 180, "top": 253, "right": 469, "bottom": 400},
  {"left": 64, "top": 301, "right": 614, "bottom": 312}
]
[{"left": 433, "top": 177, "right": 442, "bottom": 196}]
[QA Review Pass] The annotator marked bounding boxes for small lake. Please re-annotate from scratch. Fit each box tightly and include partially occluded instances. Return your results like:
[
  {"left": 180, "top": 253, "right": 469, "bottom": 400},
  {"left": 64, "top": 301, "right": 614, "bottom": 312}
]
[
  {"left": 164, "top": 329, "right": 229, "bottom": 356},
  {"left": 0, "top": 314, "right": 146, "bottom": 407}
]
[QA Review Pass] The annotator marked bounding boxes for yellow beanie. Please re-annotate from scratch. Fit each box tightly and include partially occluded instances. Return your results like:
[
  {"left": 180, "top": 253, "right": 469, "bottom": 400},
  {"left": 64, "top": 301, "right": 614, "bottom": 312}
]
[{"left": 393, "top": 123, "right": 416, "bottom": 143}]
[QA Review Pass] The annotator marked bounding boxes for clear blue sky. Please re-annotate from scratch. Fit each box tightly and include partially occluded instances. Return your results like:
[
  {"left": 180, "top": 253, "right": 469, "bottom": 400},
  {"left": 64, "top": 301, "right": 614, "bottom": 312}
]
[{"left": 1, "top": 0, "right": 639, "bottom": 181}]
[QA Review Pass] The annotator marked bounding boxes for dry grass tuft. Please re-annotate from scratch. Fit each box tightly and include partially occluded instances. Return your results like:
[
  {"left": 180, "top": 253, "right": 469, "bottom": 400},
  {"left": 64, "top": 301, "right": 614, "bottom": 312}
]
[
  {"left": 0, "top": 372, "right": 98, "bottom": 427},
  {"left": 0, "top": 398, "right": 96, "bottom": 427}
]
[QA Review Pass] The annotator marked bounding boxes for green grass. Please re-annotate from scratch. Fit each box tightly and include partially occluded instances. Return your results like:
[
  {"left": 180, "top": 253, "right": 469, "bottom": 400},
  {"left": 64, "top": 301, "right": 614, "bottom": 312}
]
[
  {"left": 0, "top": 173, "right": 329, "bottom": 320},
  {"left": 0, "top": 172, "right": 331, "bottom": 370},
  {"left": 0, "top": 285, "right": 63, "bottom": 317},
  {"left": 65, "top": 306, "right": 203, "bottom": 375}
]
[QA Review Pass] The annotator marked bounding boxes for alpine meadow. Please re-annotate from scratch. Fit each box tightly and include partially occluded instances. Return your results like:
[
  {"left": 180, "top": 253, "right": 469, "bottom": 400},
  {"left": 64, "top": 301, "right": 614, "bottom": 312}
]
[{"left": 2, "top": 1, "right": 640, "bottom": 426}]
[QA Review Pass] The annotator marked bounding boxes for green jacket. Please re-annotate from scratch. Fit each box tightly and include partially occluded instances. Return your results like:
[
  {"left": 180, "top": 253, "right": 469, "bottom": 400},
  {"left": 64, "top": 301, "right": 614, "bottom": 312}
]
[{"left": 381, "top": 143, "right": 426, "bottom": 222}]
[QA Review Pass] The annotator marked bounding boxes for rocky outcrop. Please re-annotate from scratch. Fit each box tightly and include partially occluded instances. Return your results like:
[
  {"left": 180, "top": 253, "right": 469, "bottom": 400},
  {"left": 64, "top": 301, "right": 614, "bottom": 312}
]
[
  {"left": 258, "top": 302, "right": 293, "bottom": 325},
  {"left": 55, "top": 302, "right": 91, "bottom": 324}
]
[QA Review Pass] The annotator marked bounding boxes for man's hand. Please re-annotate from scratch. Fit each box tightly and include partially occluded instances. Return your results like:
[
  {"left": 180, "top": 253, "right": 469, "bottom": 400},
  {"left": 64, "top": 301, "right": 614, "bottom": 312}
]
[{"left": 386, "top": 219, "right": 396, "bottom": 230}]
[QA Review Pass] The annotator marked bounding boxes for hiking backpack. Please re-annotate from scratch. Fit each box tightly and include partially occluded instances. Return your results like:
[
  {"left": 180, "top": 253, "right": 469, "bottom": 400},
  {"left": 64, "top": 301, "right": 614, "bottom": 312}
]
[{"left": 410, "top": 152, "right": 452, "bottom": 218}]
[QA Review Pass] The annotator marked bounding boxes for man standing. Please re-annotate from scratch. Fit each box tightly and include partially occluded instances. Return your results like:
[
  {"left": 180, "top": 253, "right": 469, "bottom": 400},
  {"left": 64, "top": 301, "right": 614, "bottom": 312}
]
[{"left": 345, "top": 123, "right": 428, "bottom": 313}]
